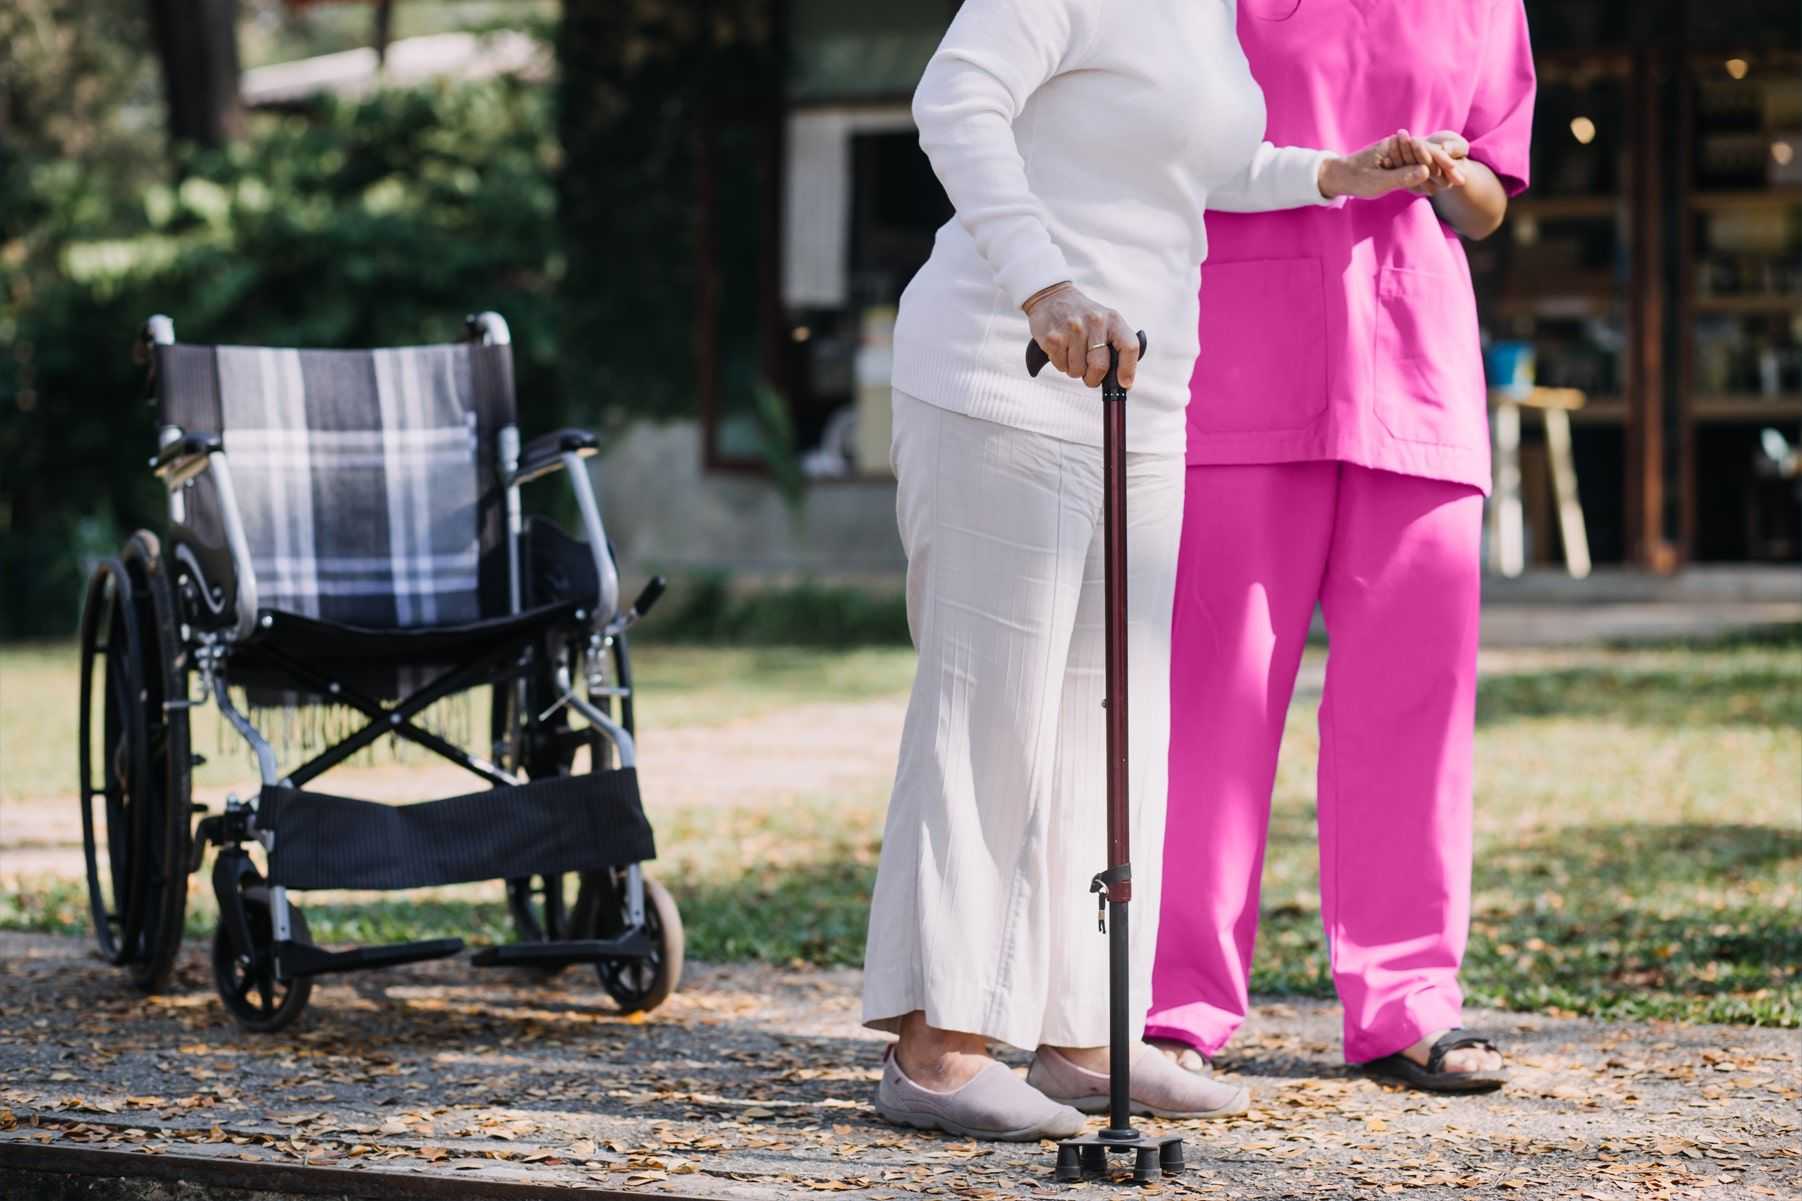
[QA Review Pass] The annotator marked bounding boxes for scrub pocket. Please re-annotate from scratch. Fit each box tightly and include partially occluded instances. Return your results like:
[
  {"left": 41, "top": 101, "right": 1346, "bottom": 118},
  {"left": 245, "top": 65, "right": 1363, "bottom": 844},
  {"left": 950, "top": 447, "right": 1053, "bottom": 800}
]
[
  {"left": 1189, "top": 258, "right": 1327, "bottom": 436},
  {"left": 1372, "top": 266, "right": 1486, "bottom": 449}
]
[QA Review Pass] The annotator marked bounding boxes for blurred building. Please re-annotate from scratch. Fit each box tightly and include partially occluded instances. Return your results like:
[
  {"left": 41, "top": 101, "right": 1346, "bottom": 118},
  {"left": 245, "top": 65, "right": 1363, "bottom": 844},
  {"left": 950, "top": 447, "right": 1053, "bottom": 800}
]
[
  {"left": 654, "top": 0, "right": 1799, "bottom": 578},
  {"left": 240, "top": 30, "right": 546, "bottom": 108}
]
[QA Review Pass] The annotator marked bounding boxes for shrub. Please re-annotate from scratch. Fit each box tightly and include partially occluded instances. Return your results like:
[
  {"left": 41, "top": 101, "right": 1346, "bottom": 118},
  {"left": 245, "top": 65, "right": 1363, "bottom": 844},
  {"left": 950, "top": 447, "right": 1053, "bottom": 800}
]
[
  {"left": 1, "top": 78, "right": 562, "bottom": 637},
  {"left": 651, "top": 574, "right": 910, "bottom": 647}
]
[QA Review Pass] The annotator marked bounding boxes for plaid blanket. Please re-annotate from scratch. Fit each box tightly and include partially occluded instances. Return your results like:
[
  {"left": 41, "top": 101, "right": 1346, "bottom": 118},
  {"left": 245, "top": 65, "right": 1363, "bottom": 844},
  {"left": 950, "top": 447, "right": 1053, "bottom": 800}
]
[{"left": 160, "top": 342, "right": 512, "bottom": 630}]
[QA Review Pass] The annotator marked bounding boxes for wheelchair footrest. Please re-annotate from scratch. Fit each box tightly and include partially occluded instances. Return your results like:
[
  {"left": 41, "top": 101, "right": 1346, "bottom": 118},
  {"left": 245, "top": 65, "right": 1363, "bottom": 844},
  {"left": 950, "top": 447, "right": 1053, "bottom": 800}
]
[
  {"left": 470, "top": 933, "right": 655, "bottom": 969},
  {"left": 279, "top": 937, "right": 465, "bottom": 978}
]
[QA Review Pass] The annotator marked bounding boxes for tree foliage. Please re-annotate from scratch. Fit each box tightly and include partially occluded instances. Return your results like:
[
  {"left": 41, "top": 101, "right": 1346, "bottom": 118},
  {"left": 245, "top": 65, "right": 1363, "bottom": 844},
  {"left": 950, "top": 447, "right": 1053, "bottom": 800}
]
[
  {"left": 1, "top": 0, "right": 787, "bottom": 639},
  {"left": 1, "top": 80, "right": 561, "bottom": 637}
]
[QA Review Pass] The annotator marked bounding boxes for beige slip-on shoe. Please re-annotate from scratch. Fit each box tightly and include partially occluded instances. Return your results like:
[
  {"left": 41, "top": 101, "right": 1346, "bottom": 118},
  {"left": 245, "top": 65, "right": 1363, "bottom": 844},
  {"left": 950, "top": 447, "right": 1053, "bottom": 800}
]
[
  {"left": 875, "top": 1049, "right": 1088, "bottom": 1142},
  {"left": 1027, "top": 1045, "right": 1250, "bottom": 1120}
]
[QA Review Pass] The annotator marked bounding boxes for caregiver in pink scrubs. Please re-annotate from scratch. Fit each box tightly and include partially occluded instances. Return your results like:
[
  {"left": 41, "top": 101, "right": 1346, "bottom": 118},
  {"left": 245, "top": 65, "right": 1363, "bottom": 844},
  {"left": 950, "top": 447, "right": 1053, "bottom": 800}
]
[{"left": 1148, "top": 0, "right": 1535, "bottom": 1092}]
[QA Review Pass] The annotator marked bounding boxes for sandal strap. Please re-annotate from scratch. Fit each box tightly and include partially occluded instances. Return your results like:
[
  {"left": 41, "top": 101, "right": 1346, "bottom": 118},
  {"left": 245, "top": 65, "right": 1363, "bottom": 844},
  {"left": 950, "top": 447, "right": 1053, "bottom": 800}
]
[{"left": 1424, "top": 1029, "right": 1499, "bottom": 1076}]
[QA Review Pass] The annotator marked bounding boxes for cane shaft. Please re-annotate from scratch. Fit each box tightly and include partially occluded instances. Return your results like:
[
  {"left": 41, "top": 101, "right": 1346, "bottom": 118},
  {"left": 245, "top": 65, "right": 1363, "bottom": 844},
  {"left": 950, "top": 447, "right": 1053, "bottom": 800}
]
[
  {"left": 1101, "top": 386, "right": 1130, "bottom": 884},
  {"left": 1101, "top": 372, "right": 1132, "bottom": 1136},
  {"left": 1107, "top": 898, "right": 1132, "bottom": 1135}
]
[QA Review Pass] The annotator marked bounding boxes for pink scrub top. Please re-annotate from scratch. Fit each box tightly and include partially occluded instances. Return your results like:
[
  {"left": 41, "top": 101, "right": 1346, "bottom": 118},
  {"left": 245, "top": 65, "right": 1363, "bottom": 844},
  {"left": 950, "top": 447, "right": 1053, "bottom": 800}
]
[{"left": 1187, "top": 0, "right": 1536, "bottom": 493}]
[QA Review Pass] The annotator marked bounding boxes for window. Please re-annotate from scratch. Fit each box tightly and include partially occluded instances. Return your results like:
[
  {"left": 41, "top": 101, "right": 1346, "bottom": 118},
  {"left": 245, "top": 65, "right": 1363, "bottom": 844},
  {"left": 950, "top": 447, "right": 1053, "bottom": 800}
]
[{"left": 699, "top": 0, "right": 957, "bottom": 479}]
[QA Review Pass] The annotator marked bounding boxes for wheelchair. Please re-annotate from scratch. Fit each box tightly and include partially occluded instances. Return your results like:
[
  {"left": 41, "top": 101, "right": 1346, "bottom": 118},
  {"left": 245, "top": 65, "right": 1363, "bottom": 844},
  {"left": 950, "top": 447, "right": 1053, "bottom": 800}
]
[{"left": 76, "top": 311, "right": 682, "bottom": 1032}]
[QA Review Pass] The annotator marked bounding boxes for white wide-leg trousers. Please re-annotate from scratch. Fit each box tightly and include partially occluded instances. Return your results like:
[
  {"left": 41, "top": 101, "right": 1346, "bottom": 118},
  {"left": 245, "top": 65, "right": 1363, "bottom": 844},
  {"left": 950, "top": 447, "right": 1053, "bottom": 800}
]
[{"left": 862, "top": 390, "right": 1184, "bottom": 1051}]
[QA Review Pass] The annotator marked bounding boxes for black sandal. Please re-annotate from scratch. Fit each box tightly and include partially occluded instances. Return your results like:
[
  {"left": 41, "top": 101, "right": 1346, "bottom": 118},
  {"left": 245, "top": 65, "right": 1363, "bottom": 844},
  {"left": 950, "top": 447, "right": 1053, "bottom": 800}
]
[{"left": 1365, "top": 1029, "right": 1506, "bottom": 1093}]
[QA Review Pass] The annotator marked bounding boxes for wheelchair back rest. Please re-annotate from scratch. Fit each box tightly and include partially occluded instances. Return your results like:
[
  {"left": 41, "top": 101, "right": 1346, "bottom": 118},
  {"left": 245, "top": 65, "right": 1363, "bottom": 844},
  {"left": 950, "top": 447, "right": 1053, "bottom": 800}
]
[{"left": 155, "top": 341, "right": 517, "bottom": 629}]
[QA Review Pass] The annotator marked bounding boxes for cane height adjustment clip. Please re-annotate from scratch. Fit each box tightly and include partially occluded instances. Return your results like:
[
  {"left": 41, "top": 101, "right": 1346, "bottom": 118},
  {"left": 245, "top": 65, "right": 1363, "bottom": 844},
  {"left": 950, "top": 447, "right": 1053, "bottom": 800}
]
[{"left": 1089, "top": 864, "right": 1132, "bottom": 931}]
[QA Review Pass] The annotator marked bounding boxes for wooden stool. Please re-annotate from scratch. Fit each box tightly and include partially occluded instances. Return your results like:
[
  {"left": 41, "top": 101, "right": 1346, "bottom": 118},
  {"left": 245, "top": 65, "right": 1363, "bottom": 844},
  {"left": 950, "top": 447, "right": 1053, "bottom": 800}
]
[{"left": 1489, "top": 387, "right": 1591, "bottom": 579}]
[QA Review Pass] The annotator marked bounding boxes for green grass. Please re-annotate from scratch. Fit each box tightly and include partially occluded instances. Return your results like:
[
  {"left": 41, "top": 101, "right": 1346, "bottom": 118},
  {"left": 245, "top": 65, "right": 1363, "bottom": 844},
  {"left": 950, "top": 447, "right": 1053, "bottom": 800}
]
[
  {"left": 4, "top": 632, "right": 1798, "bottom": 1026},
  {"left": 0, "top": 789, "right": 887, "bottom": 968},
  {"left": 0, "top": 640, "right": 915, "bottom": 803},
  {"left": 1251, "top": 631, "right": 1802, "bottom": 1025}
]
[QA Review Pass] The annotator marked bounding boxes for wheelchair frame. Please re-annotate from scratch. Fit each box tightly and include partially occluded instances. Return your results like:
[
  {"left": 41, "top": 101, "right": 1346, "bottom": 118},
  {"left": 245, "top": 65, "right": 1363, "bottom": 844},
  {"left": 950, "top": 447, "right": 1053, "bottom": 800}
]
[{"left": 77, "top": 311, "right": 681, "bottom": 1031}]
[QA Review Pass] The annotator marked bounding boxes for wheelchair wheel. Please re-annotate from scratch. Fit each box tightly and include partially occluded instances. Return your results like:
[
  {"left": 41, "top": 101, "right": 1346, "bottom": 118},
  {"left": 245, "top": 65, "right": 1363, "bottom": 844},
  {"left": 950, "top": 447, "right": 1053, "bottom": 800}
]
[
  {"left": 583, "top": 873, "right": 683, "bottom": 1014},
  {"left": 77, "top": 534, "right": 192, "bottom": 994},
  {"left": 212, "top": 886, "right": 313, "bottom": 1033}
]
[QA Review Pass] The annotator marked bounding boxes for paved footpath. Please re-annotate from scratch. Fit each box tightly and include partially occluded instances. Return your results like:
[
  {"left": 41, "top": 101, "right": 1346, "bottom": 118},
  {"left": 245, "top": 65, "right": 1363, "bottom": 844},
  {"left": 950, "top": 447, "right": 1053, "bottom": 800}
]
[{"left": 1, "top": 932, "right": 1795, "bottom": 1201}]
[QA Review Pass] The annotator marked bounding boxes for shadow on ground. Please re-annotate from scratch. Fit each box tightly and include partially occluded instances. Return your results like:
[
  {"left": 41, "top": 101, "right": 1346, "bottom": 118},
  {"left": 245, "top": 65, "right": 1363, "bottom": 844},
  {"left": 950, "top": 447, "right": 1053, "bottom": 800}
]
[
  {"left": 1474, "top": 629, "right": 1801, "bottom": 730},
  {"left": 1250, "top": 817, "right": 1799, "bottom": 1026}
]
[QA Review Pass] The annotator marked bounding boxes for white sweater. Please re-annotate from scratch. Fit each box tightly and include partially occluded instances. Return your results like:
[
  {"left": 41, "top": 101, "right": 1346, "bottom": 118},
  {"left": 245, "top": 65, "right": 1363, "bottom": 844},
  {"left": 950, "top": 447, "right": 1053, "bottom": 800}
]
[{"left": 892, "top": 0, "right": 1339, "bottom": 453}]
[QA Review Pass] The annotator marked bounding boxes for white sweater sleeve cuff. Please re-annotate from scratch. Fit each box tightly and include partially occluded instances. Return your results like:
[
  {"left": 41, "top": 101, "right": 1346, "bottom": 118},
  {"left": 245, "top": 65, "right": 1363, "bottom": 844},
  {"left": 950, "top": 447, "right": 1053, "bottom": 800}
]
[
  {"left": 1288, "top": 147, "right": 1346, "bottom": 209},
  {"left": 996, "top": 241, "right": 1075, "bottom": 311},
  {"left": 1258, "top": 146, "right": 1343, "bottom": 210},
  {"left": 1210, "top": 144, "right": 1345, "bottom": 213}
]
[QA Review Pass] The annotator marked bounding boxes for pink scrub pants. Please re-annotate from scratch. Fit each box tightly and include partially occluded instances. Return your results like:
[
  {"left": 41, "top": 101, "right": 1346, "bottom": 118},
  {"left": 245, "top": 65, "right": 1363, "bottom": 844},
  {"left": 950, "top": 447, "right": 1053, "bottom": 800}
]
[{"left": 1146, "top": 461, "right": 1483, "bottom": 1064}]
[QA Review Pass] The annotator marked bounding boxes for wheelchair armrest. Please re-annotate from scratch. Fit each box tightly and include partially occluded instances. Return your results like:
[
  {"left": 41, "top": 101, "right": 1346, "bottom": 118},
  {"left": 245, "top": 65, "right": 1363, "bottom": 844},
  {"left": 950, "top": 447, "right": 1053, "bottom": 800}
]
[
  {"left": 513, "top": 428, "right": 599, "bottom": 486},
  {"left": 152, "top": 435, "right": 262, "bottom": 642},
  {"left": 504, "top": 427, "right": 618, "bottom": 621},
  {"left": 153, "top": 431, "right": 225, "bottom": 487}
]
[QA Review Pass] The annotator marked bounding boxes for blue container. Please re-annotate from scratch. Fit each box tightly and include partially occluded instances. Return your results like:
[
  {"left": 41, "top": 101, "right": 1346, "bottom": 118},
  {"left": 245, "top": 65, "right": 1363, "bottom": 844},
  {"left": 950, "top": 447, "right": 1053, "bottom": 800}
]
[{"left": 1485, "top": 341, "right": 1536, "bottom": 397}]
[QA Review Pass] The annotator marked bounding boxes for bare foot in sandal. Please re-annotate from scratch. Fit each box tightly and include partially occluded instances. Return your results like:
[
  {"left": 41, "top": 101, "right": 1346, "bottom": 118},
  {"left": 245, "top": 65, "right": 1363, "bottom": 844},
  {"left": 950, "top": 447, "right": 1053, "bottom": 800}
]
[
  {"left": 1404, "top": 1028, "right": 1502, "bottom": 1076},
  {"left": 1144, "top": 1036, "right": 1212, "bottom": 1075},
  {"left": 1368, "top": 1028, "right": 1507, "bottom": 1093}
]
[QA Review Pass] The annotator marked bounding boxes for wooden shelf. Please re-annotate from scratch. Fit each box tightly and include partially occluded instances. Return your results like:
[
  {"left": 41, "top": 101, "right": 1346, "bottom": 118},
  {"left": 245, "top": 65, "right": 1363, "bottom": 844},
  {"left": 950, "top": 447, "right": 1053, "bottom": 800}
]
[
  {"left": 1507, "top": 396, "right": 1802, "bottom": 425},
  {"left": 1691, "top": 294, "right": 1802, "bottom": 315},
  {"left": 1690, "top": 394, "right": 1802, "bottom": 421},
  {"left": 1686, "top": 49, "right": 1802, "bottom": 71},
  {"left": 1493, "top": 291, "right": 1620, "bottom": 318},
  {"left": 1511, "top": 195, "right": 1620, "bottom": 219},
  {"left": 1570, "top": 396, "right": 1627, "bottom": 424},
  {"left": 1485, "top": 397, "right": 1795, "bottom": 425},
  {"left": 1689, "top": 188, "right": 1802, "bottom": 211},
  {"left": 1535, "top": 50, "right": 1632, "bottom": 75}
]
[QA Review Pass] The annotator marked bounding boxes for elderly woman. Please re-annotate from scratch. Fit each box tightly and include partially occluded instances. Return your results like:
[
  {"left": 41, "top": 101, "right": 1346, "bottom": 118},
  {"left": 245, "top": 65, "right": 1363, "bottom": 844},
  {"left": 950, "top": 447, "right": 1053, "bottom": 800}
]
[
  {"left": 859, "top": 0, "right": 1446, "bottom": 1140},
  {"left": 1149, "top": 0, "right": 1535, "bottom": 1094}
]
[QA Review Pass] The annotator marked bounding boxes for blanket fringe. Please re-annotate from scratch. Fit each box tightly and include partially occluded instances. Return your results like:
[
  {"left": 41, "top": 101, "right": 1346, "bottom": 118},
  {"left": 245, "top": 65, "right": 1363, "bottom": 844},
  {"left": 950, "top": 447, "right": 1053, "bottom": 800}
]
[{"left": 216, "top": 690, "right": 482, "bottom": 779}]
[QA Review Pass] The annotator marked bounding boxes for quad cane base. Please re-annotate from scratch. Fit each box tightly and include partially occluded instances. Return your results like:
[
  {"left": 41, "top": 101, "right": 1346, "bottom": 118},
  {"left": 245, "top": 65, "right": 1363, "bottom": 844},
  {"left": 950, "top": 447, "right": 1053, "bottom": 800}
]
[{"left": 1056, "top": 1131, "right": 1186, "bottom": 1184}]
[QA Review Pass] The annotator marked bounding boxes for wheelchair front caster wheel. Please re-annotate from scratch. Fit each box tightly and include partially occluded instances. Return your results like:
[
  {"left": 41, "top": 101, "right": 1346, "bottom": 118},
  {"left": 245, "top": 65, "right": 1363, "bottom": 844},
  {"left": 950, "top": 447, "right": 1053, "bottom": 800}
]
[
  {"left": 590, "top": 875, "right": 684, "bottom": 1014},
  {"left": 212, "top": 887, "right": 313, "bottom": 1033}
]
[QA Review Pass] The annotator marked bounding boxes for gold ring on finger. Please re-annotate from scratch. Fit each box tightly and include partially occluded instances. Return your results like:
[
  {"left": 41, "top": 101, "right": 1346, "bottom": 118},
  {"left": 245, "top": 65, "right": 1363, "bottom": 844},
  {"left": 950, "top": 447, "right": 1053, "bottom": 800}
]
[{"left": 1088, "top": 341, "right": 1107, "bottom": 351}]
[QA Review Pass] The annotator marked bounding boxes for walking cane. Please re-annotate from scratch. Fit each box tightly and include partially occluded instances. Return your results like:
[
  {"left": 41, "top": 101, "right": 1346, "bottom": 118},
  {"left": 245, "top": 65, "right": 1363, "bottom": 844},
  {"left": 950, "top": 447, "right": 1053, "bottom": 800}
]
[{"left": 1026, "top": 332, "right": 1186, "bottom": 1185}]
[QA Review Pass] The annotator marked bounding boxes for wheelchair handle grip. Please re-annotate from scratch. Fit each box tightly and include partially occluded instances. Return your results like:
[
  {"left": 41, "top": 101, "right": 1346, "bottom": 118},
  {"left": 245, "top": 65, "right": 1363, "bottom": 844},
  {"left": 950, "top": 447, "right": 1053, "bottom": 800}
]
[
  {"left": 630, "top": 576, "right": 667, "bottom": 621},
  {"left": 1025, "top": 330, "right": 1148, "bottom": 387}
]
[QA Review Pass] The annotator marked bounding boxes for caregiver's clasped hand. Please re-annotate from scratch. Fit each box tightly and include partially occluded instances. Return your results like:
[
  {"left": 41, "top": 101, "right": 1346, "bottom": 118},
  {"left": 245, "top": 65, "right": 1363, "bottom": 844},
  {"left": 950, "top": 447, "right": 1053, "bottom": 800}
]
[{"left": 1319, "top": 130, "right": 1450, "bottom": 199}]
